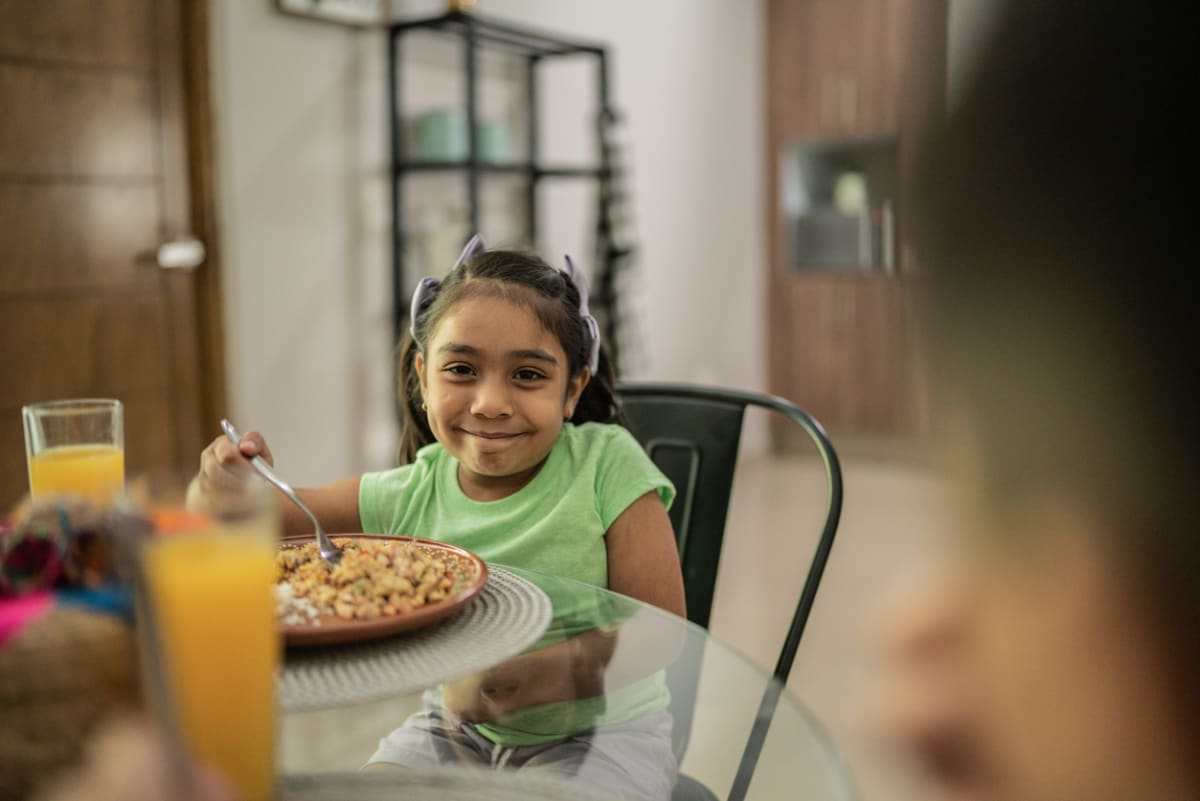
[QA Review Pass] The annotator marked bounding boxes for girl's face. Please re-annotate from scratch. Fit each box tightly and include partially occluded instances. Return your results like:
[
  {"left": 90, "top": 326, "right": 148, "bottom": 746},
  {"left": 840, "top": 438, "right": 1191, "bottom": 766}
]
[{"left": 415, "top": 294, "right": 587, "bottom": 501}]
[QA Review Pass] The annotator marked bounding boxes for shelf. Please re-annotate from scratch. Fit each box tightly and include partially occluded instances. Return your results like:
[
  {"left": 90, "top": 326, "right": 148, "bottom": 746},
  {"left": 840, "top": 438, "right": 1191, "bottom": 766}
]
[
  {"left": 395, "top": 161, "right": 608, "bottom": 179},
  {"left": 388, "top": 8, "right": 615, "bottom": 344},
  {"left": 391, "top": 11, "right": 605, "bottom": 58},
  {"left": 781, "top": 136, "right": 898, "bottom": 273}
]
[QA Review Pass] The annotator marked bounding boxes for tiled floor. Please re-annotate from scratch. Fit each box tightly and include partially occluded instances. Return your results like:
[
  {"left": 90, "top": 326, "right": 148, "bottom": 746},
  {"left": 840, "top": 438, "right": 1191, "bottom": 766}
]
[{"left": 706, "top": 443, "right": 956, "bottom": 801}]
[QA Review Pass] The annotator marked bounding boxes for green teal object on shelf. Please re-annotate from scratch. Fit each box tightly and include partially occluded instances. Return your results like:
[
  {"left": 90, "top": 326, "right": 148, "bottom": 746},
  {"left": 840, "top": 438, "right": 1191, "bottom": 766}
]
[
  {"left": 415, "top": 109, "right": 468, "bottom": 160},
  {"left": 477, "top": 120, "right": 509, "bottom": 164}
]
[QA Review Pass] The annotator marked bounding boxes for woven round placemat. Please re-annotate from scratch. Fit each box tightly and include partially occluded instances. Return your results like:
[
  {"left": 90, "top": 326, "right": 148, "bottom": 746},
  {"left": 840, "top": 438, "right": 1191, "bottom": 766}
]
[
  {"left": 280, "top": 566, "right": 551, "bottom": 712},
  {"left": 279, "top": 767, "right": 632, "bottom": 801}
]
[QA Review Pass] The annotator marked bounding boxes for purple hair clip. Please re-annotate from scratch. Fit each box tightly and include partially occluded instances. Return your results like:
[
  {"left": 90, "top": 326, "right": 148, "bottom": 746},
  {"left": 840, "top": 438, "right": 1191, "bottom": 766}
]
[
  {"left": 408, "top": 276, "right": 440, "bottom": 344},
  {"left": 563, "top": 254, "right": 600, "bottom": 374},
  {"left": 409, "top": 234, "right": 487, "bottom": 344}
]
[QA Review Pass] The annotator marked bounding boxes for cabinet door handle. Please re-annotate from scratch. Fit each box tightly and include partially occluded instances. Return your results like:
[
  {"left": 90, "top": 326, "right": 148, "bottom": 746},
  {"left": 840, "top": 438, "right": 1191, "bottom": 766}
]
[
  {"left": 821, "top": 76, "right": 837, "bottom": 131},
  {"left": 839, "top": 77, "right": 857, "bottom": 132}
]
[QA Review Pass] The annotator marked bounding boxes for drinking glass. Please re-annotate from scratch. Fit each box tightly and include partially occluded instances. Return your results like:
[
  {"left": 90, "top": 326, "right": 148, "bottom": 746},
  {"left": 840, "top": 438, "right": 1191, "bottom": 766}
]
[
  {"left": 137, "top": 475, "right": 280, "bottom": 801},
  {"left": 22, "top": 398, "right": 124, "bottom": 506}
]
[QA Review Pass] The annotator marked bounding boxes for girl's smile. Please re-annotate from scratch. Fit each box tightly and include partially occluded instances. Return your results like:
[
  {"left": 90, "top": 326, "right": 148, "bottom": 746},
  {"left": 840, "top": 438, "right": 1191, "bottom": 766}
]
[
  {"left": 415, "top": 293, "right": 587, "bottom": 502},
  {"left": 460, "top": 429, "right": 523, "bottom": 440}
]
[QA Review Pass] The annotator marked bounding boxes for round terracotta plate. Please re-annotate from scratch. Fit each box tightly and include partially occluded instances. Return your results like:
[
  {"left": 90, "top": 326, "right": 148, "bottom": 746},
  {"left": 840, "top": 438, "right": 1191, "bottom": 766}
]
[{"left": 277, "top": 534, "right": 488, "bottom": 647}]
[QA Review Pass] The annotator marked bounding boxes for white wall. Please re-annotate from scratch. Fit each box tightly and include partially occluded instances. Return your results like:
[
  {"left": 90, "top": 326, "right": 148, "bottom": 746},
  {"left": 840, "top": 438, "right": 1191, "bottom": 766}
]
[
  {"left": 947, "top": 0, "right": 1002, "bottom": 109},
  {"left": 209, "top": 0, "right": 765, "bottom": 484}
]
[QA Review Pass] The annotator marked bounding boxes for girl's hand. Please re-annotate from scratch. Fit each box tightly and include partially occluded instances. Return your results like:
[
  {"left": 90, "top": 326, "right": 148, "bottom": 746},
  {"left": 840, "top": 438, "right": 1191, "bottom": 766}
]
[
  {"left": 186, "top": 430, "right": 273, "bottom": 512},
  {"left": 442, "top": 630, "right": 614, "bottom": 723}
]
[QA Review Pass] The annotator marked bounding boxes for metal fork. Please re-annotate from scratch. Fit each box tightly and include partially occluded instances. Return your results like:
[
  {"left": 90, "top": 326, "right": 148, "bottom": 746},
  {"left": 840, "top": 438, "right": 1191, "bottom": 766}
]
[{"left": 219, "top": 419, "right": 342, "bottom": 566}]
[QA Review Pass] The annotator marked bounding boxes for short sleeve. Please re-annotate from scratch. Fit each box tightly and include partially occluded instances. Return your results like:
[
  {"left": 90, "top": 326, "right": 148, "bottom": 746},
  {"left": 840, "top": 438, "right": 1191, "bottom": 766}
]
[
  {"left": 593, "top": 425, "right": 675, "bottom": 530},
  {"left": 357, "top": 469, "right": 385, "bottom": 534},
  {"left": 358, "top": 463, "right": 417, "bottom": 535}
]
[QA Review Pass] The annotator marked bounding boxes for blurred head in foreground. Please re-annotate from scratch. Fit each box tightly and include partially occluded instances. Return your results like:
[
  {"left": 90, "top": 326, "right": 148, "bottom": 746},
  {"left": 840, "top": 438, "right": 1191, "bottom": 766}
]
[{"left": 901, "top": 1, "right": 1199, "bottom": 800}]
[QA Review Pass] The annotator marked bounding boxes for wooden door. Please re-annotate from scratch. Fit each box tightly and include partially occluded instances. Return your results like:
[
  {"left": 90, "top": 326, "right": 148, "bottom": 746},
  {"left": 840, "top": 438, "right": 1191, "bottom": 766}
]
[{"left": 0, "top": 0, "right": 223, "bottom": 509}]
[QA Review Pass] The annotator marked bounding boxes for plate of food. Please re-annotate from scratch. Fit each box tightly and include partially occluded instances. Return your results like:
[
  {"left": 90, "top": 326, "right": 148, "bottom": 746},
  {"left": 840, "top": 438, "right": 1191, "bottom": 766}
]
[{"left": 274, "top": 534, "right": 488, "bottom": 647}]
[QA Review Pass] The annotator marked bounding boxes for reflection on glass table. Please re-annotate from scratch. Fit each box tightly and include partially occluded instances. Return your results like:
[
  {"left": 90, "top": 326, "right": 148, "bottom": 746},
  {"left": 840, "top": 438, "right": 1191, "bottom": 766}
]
[{"left": 279, "top": 565, "right": 857, "bottom": 801}]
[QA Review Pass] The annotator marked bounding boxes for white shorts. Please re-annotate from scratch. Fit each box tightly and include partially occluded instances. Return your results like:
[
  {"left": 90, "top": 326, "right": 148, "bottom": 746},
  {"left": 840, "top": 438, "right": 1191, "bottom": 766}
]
[{"left": 365, "top": 695, "right": 678, "bottom": 801}]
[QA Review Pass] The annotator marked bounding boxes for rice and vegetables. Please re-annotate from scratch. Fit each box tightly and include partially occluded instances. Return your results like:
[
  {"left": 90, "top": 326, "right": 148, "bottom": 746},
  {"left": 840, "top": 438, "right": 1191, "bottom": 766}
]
[{"left": 274, "top": 538, "right": 457, "bottom": 626}]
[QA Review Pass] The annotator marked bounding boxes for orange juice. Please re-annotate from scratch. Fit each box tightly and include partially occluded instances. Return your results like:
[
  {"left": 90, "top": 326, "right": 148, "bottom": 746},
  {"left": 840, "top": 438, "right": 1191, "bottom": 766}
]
[
  {"left": 27, "top": 443, "right": 124, "bottom": 505},
  {"left": 144, "top": 525, "right": 278, "bottom": 801}
]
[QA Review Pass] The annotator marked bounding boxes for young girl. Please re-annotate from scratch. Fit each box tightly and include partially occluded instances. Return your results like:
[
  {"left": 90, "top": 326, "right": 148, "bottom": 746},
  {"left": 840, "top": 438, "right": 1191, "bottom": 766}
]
[
  {"left": 189, "top": 239, "right": 684, "bottom": 799},
  {"left": 189, "top": 236, "right": 685, "bottom": 617}
]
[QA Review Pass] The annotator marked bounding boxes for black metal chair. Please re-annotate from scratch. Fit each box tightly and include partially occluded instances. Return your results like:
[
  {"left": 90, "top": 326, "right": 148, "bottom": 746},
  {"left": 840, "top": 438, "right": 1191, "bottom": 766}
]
[{"left": 616, "top": 383, "right": 845, "bottom": 801}]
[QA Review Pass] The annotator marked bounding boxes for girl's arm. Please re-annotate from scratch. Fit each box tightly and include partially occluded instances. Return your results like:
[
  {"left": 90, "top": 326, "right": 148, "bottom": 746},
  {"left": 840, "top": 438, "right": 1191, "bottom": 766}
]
[
  {"left": 289, "top": 476, "right": 362, "bottom": 537},
  {"left": 187, "top": 432, "right": 363, "bottom": 537},
  {"left": 605, "top": 491, "right": 687, "bottom": 618}
]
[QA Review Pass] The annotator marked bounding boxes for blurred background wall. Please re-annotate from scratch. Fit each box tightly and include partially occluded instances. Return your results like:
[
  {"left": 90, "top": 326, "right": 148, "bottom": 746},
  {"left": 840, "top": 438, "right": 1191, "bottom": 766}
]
[{"left": 947, "top": 0, "right": 1001, "bottom": 108}]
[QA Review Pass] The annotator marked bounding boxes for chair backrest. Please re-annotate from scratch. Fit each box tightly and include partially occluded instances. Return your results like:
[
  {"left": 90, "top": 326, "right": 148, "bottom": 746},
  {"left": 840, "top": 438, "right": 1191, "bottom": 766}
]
[
  {"left": 616, "top": 382, "right": 844, "bottom": 684},
  {"left": 615, "top": 388, "right": 744, "bottom": 630}
]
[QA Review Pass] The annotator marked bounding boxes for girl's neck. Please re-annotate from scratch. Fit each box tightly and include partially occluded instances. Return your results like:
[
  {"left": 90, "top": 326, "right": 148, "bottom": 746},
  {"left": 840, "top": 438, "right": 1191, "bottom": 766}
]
[{"left": 456, "top": 457, "right": 548, "bottom": 502}]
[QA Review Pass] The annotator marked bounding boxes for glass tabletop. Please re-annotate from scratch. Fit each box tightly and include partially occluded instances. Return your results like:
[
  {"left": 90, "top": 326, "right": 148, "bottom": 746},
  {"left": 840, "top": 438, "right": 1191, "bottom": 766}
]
[{"left": 278, "top": 565, "right": 857, "bottom": 801}]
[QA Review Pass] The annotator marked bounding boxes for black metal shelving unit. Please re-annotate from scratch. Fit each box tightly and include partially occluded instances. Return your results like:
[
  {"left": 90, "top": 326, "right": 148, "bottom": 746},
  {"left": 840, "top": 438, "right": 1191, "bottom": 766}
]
[{"left": 387, "top": 10, "right": 615, "bottom": 343}]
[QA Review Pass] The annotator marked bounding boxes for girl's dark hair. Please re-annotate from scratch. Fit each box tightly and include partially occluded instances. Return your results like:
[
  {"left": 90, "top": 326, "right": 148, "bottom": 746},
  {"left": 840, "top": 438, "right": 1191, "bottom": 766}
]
[{"left": 395, "top": 249, "right": 625, "bottom": 465}]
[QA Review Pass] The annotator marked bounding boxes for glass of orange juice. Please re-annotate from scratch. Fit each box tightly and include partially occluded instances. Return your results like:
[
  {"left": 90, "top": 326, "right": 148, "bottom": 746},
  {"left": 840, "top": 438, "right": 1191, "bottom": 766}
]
[
  {"left": 22, "top": 398, "right": 124, "bottom": 506},
  {"left": 137, "top": 476, "right": 280, "bottom": 801}
]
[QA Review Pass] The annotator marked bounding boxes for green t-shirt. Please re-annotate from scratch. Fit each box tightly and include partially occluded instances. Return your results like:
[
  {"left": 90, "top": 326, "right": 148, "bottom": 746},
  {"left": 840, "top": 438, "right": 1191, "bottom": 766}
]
[
  {"left": 359, "top": 422, "right": 675, "bottom": 747},
  {"left": 358, "top": 422, "right": 674, "bottom": 589}
]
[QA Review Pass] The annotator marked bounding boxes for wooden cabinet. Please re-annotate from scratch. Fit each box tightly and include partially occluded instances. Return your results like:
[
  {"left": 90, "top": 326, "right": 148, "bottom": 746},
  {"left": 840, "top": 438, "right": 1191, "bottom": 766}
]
[
  {"left": 766, "top": 0, "right": 942, "bottom": 437},
  {"left": 769, "top": 276, "right": 913, "bottom": 433},
  {"left": 769, "top": 0, "right": 911, "bottom": 139}
]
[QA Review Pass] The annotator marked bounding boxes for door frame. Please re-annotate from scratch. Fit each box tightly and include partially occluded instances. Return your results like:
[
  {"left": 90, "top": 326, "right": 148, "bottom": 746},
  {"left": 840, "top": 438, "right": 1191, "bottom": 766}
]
[{"left": 180, "top": 0, "right": 227, "bottom": 431}]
